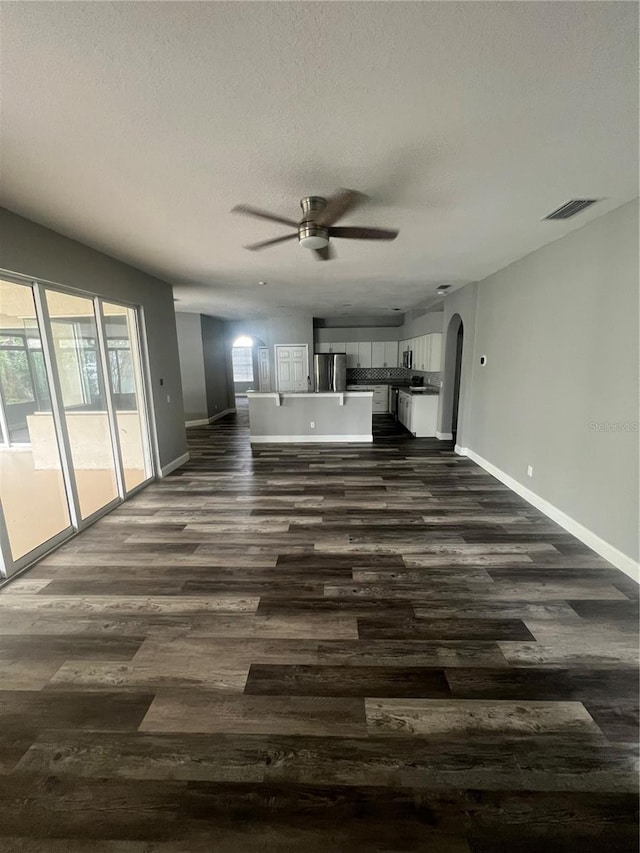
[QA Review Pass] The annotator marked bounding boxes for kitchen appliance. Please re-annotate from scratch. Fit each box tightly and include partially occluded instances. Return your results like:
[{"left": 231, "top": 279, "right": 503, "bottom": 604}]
[
  {"left": 231, "top": 189, "right": 399, "bottom": 260},
  {"left": 402, "top": 349, "right": 413, "bottom": 369},
  {"left": 314, "top": 353, "right": 346, "bottom": 392}
]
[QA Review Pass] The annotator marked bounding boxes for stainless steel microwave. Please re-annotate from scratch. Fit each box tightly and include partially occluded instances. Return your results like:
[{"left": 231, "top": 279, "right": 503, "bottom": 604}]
[{"left": 402, "top": 349, "right": 412, "bottom": 369}]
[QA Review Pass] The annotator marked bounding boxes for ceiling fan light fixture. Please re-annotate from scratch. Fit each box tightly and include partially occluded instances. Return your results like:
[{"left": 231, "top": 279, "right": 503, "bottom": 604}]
[{"left": 298, "top": 224, "right": 329, "bottom": 250}]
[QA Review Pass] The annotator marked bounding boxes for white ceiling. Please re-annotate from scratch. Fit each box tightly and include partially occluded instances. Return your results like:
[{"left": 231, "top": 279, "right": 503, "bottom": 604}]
[{"left": 1, "top": 2, "right": 637, "bottom": 319}]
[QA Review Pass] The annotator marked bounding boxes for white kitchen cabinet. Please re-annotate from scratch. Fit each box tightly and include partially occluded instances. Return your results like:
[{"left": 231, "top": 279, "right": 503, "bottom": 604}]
[
  {"left": 371, "top": 384, "right": 388, "bottom": 412},
  {"left": 413, "top": 336, "right": 426, "bottom": 371},
  {"left": 372, "top": 341, "right": 398, "bottom": 368},
  {"left": 398, "top": 390, "right": 438, "bottom": 436},
  {"left": 345, "top": 342, "right": 359, "bottom": 368},
  {"left": 315, "top": 342, "right": 346, "bottom": 354},
  {"left": 371, "top": 342, "right": 385, "bottom": 367},
  {"left": 345, "top": 341, "right": 372, "bottom": 368},
  {"left": 358, "top": 341, "right": 372, "bottom": 368},
  {"left": 427, "top": 333, "right": 442, "bottom": 371},
  {"left": 384, "top": 341, "right": 398, "bottom": 367}
]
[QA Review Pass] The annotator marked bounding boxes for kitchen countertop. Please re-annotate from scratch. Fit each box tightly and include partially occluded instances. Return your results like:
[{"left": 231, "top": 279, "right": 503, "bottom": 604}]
[
  {"left": 398, "top": 387, "right": 440, "bottom": 396},
  {"left": 347, "top": 383, "right": 440, "bottom": 395}
]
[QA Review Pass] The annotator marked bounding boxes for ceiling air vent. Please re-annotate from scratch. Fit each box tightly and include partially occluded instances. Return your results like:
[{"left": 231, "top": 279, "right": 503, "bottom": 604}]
[{"left": 543, "top": 199, "right": 598, "bottom": 220}]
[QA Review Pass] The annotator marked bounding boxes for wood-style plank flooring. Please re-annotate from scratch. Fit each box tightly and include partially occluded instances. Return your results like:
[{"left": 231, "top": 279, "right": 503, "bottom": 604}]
[{"left": 0, "top": 400, "right": 638, "bottom": 851}]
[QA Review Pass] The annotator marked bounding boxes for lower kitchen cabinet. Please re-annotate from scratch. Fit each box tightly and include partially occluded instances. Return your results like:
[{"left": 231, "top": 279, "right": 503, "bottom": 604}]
[
  {"left": 371, "top": 384, "right": 387, "bottom": 412},
  {"left": 398, "top": 390, "right": 438, "bottom": 437}
]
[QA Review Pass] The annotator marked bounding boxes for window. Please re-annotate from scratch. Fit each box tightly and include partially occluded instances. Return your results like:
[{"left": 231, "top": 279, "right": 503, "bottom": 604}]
[{"left": 232, "top": 346, "right": 253, "bottom": 382}]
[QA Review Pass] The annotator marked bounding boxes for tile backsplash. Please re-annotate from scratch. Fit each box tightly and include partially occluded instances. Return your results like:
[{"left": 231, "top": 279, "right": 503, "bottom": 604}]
[{"left": 347, "top": 367, "right": 441, "bottom": 387}]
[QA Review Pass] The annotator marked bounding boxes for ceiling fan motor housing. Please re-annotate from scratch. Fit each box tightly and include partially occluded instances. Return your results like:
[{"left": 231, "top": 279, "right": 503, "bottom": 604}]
[{"left": 298, "top": 196, "right": 329, "bottom": 249}]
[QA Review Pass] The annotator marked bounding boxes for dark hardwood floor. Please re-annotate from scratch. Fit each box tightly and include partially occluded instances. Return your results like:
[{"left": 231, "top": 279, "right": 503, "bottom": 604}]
[{"left": 0, "top": 399, "right": 638, "bottom": 851}]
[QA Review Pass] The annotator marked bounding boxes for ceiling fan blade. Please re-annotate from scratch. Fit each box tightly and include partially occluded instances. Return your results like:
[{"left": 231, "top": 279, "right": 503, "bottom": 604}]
[
  {"left": 313, "top": 243, "right": 335, "bottom": 261},
  {"left": 314, "top": 188, "right": 366, "bottom": 227},
  {"left": 232, "top": 204, "right": 299, "bottom": 229},
  {"left": 244, "top": 233, "right": 298, "bottom": 251},
  {"left": 329, "top": 226, "right": 399, "bottom": 241}
]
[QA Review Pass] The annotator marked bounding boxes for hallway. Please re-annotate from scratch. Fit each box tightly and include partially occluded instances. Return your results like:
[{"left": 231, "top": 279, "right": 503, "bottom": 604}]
[{"left": 0, "top": 407, "right": 637, "bottom": 850}]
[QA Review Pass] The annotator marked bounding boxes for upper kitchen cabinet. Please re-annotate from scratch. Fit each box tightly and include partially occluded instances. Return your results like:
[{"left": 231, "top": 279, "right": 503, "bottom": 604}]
[
  {"left": 384, "top": 341, "right": 398, "bottom": 367},
  {"left": 372, "top": 341, "right": 398, "bottom": 368},
  {"left": 427, "top": 333, "right": 442, "bottom": 371},
  {"left": 371, "top": 342, "right": 385, "bottom": 367},
  {"left": 346, "top": 341, "right": 372, "bottom": 368},
  {"left": 345, "top": 342, "right": 359, "bottom": 368},
  {"left": 316, "top": 342, "right": 346, "bottom": 354}
]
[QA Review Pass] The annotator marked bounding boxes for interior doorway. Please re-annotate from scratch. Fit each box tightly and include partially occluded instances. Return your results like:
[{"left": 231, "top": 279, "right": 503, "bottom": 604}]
[
  {"left": 441, "top": 313, "right": 464, "bottom": 442},
  {"left": 451, "top": 321, "right": 464, "bottom": 440}
]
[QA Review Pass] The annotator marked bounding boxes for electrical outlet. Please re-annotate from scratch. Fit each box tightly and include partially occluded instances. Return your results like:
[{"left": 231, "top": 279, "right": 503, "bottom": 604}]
[
  {"left": 310, "top": 421, "right": 315, "bottom": 429},
  {"left": 527, "top": 465, "right": 533, "bottom": 477}
]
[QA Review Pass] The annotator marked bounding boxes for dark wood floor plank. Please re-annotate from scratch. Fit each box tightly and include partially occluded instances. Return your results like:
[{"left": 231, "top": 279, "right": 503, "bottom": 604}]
[
  {"left": 0, "top": 399, "right": 636, "bottom": 846},
  {"left": 244, "top": 664, "right": 452, "bottom": 698}
]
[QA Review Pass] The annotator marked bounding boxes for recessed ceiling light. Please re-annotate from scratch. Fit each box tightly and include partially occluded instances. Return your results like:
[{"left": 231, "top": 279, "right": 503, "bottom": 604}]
[{"left": 258, "top": 280, "right": 267, "bottom": 286}]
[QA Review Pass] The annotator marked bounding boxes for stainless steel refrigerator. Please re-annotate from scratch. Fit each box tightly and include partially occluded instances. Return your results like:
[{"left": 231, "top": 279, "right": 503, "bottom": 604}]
[{"left": 313, "top": 353, "right": 347, "bottom": 392}]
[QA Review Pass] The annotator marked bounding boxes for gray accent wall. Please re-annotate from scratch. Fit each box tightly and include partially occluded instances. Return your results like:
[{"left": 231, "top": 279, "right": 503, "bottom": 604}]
[
  {"left": 175, "top": 312, "right": 208, "bottom": 422},
  {"left": 248, "top": 394, "right": 372, "bottom": 439},
  {"left": 315, "top": 327, "right": 400, "bottom": 344},
  {"left": 315, "top": 312, "right": 445, "bottom": 346},
  {"left": 227, "top": 315, "right": 314, "bottom": 390},
  {"left": 201, "top": 315, "right": 235, "bottom": 416},
  {"left": 0, "top": 207, "right": 187, "bottom": 469},
  {"left": 400, "top": 310, "right": 445, "bottom": 339},
  {"left": 176, "top": 312, "right": 234, "bottom": 422},
  {"left": 440, "top": 200, "right": 639, "bottom": 563}
]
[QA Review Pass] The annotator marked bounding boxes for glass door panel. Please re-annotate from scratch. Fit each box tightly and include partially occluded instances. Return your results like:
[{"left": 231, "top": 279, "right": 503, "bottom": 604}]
[
  {"left": 102, "top": 302, "right": 152, "bottom": 492},
  {"left": 45, "top": 289, "right": 119, "bottom": 520},
  {"left": 0, "top": 279, "right": 72, "bottom": 561}
]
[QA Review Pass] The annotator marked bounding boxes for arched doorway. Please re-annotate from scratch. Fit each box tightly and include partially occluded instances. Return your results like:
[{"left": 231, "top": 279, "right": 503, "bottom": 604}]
[
  {"left": 451, "top": 320, "right": 464, "bottom": 440},
  {"left": 231, "top": 335, "right": 268, "bottom": 399},
  {"left": 440, "top": 314, "right": 464, "bottom": 441}
]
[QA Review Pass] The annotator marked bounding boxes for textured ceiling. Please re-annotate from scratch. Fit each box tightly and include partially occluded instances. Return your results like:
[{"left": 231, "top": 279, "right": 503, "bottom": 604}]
[{"left": 0, "top": 2, "right": 637, "bottom": 319}]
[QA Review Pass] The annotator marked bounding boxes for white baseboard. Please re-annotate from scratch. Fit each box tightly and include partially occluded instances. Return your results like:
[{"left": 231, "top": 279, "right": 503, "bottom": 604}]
[
  {"left": 436, "top": 431, "right": 453, "bottom": 440},
  {"left": 185, "top": 408, "right": 235, "bottom": 428},
  {"left": 210, "top": 408, "right": 235, "bottom": 422},
  {"left": 160, "top": 452, "right": 190, "bottom": 477},
  {"left": 250, "top": 434, "right": 373, "bottom": 444},
  {"left": 455, "top": 445, "right": 639, "bottom": 583}
]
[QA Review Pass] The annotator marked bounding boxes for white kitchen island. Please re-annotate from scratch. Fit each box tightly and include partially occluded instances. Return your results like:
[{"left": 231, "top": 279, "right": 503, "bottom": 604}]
[{"left": 247, "top": 391, "right": 373, "bottom": 443}]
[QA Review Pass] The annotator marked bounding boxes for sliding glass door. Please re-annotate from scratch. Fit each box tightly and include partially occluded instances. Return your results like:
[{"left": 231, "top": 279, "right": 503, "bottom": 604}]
[
  {"left": 44, "top": 289, "right": 120, "bottom": 520},
  {"left": 0, "top": 276, "right": 154, "bottom": 578},
  {"left": 101, "top": 302, "right": 153, "bottom": 494},
  {"left": 0, "top": 279, "right": 73, "bottom": 564}
]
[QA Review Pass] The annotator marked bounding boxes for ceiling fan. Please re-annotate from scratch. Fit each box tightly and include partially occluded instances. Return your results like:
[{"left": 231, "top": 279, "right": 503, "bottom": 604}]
[{"left": 231, "top": 189, "right": 398, "bottom": 260}]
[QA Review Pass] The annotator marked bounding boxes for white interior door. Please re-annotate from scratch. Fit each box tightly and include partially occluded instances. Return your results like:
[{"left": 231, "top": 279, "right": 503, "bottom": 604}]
[
  {"left": 258, "top": 347, "right": 270, "bottom": 391},
  {"left": 275, "top": 345, "right": 308, "bottom": 391}
]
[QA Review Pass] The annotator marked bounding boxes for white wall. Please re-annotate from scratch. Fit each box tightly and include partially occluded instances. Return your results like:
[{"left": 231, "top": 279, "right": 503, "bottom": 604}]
[{"left": 440, "top": 200, "right": 639, "bottom": 572}]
